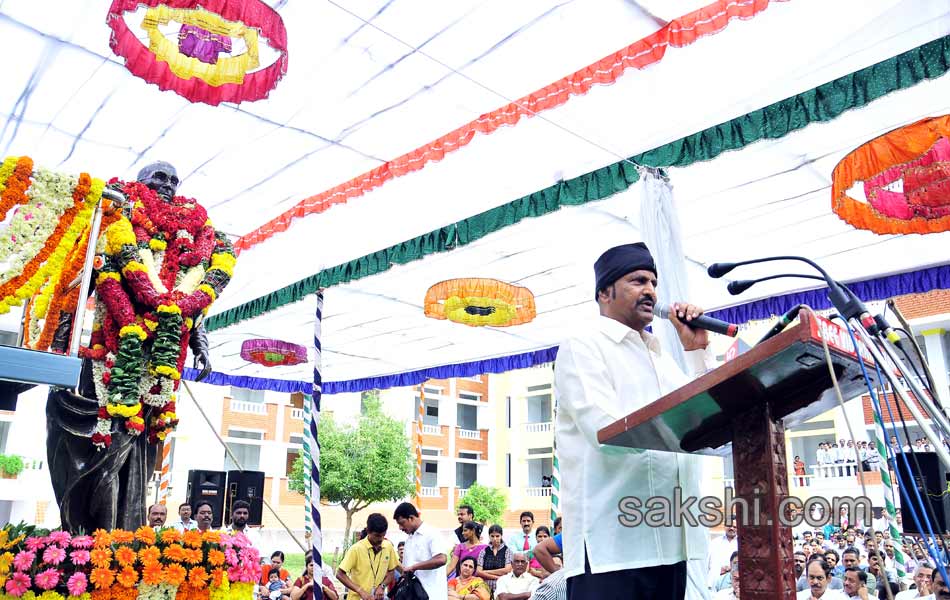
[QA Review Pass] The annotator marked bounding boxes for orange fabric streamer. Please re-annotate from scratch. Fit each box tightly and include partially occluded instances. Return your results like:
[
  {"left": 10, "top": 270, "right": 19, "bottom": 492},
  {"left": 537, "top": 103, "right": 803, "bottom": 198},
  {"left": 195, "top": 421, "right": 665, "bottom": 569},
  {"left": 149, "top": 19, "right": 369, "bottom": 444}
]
[{"left": 832, "top": 115, "right": 950, "bottom": 234}]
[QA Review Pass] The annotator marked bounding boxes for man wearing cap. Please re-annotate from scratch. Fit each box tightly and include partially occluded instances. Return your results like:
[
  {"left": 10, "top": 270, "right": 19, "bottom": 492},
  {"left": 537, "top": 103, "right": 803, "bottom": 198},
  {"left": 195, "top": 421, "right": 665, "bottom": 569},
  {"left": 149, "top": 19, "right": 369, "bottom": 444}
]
[{"left": 554, "top": 242, "right": 711, "bottom": 600}]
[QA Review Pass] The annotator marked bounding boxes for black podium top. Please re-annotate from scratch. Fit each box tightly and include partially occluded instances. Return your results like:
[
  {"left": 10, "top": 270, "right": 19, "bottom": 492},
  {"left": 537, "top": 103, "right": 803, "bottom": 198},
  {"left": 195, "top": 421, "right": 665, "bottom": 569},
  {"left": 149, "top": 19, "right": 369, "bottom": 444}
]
[{"left": 598, "top": 310, "right": 882, "bottom": 456}]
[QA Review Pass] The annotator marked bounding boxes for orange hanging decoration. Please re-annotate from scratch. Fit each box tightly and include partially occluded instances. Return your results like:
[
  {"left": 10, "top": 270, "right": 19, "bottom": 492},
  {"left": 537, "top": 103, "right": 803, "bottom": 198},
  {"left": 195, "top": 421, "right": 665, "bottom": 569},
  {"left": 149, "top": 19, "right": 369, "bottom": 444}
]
[
  {"left": 832, "top": 115, "right": 950, "bottom": 234},
  {"left": 424, "top": 278, "right": 536, "bottom": 327}
]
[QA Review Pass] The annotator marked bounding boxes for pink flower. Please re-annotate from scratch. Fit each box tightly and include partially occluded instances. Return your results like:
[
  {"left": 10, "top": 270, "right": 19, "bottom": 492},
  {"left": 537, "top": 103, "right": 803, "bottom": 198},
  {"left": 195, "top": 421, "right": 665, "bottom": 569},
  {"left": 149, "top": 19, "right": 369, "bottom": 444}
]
[
  {"left": 34, "top": 568, "right": 60, "bottom": 590},
  {"left": 12, "top": 551, "right": 35, "bottom": 571},
  {"left": 24, "top": 537, "right": 46, "bottom": 552},
  {"left": 70, "top": 536, "right": 94, "bottom": 549},
  {"left": 5, "top": 572, "right": 30, "bottom": 597},
  {"left": 67, "top": 572, "right": 88, "bottom": 597},
  {"left": 223, "top": 548, "right": 238, "bottom": 565},
  {"left": 69, "top": 550, "right": 90, "bottom": 566},
  {"left": 218, "top": 534, "right": 234, "bottom": 547},
  {"left": 42, "top": 545, "right": 66, "bottom": 565},
  {"left": 238, "top": 548, "right": 257, "bottom": 565},
  {"left": 48, "top": 531, "right": 72, "bottom": 547}
]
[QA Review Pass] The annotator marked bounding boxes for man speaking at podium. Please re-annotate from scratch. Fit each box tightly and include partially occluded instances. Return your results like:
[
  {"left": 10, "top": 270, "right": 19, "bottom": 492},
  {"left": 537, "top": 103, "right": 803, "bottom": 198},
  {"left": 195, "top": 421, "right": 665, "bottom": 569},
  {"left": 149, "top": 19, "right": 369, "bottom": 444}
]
[{"left": 554, "top": 242, "right": 711, "bottom": 600}]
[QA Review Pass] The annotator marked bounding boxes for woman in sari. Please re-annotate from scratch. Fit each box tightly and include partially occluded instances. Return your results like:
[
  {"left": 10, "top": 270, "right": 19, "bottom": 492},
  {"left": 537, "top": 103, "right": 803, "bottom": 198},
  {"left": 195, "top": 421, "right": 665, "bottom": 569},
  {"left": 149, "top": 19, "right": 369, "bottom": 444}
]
[
  {"left": 446, "top": 521, "right": 487, "bottom": 579},
  {"left": 448, "top": 556, "right": 490, "bottom": 600}
]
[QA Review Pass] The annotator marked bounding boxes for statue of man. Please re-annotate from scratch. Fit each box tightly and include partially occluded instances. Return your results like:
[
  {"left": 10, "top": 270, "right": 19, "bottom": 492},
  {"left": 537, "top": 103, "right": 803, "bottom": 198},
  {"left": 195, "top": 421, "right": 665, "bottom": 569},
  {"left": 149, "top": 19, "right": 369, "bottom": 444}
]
[{"left": 46, "top": 161, "right": 220, "bottom": 532}]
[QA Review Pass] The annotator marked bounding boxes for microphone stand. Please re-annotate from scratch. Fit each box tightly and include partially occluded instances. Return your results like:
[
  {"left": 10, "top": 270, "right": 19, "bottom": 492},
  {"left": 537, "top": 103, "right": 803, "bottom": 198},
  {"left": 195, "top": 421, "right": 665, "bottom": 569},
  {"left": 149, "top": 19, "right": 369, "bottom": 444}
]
[{"left": 713, "top": 255, "right": 950, "bottom": 471}]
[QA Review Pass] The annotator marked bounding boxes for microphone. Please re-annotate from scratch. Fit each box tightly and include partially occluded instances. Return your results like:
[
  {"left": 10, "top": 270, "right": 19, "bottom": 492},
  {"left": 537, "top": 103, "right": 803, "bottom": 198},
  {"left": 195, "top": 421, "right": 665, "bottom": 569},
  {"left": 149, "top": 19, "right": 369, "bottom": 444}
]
[
  {"left": 727, "top": 274, "right": 826, "bottom": 296},
  {"left": 655, "top": 303, "right": 738, "bottom": 337},
  {"left": 707, "top": 263, "right": 737, "bottom": 278},
  {"left": 757, "top": 304, "right": 803, "bottom": 344}
]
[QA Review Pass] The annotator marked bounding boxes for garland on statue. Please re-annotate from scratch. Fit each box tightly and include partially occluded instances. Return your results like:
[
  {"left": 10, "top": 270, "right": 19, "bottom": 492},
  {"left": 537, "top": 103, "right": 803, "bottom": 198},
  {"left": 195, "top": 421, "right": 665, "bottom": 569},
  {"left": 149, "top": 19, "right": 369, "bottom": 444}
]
[{"left": 81, "top": 180, "right": 235, "bottom": 449}]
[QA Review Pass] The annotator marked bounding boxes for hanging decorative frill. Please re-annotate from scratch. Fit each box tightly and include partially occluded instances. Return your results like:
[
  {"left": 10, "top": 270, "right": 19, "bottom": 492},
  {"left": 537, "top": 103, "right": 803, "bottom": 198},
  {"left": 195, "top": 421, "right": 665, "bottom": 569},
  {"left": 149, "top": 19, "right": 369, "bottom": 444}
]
[
  {"left": 80, "top": 180, "right": 236, "bottom": 448},
  {"left": 240, "top": 339, "right": 307, "bottom": 367},
  {"left": 424, "top": 278, "right": 536, "bottom": 327},
  {"left": 832, "top": 114, "right": 950, "bottom": 234},
  {"left": 107, "top": 0, "right": 288, "bottom": 105}
]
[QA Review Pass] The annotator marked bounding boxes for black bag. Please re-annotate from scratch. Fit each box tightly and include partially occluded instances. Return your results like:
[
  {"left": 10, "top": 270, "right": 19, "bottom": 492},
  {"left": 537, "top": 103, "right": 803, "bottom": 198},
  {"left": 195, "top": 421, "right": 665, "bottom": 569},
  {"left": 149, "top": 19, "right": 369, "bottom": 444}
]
[{"left": 389, "top": 572, "right": 429, "bottom": 600}]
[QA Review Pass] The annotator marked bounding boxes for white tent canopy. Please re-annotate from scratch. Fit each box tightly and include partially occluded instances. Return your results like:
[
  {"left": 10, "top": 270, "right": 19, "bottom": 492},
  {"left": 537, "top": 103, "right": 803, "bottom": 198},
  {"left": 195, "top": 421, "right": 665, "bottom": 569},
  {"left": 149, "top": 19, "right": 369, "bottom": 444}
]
[{"left": 2, "top": 0, "right": 949, "bottom": 387}]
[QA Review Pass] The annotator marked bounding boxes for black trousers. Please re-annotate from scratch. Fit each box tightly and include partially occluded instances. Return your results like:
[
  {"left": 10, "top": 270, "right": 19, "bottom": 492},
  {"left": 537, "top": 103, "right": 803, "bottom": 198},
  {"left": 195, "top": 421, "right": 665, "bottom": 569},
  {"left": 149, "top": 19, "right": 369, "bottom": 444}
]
[{"left": 567, "top": 551, "right": 686, "bottom": 600}]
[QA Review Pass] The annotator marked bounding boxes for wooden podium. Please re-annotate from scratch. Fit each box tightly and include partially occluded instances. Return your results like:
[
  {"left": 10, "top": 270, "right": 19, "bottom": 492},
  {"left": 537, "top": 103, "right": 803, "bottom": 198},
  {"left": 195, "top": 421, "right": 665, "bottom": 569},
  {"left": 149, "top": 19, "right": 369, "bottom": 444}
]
[{"left": 598, "top": 309, "right": 879, "bottom": 599}]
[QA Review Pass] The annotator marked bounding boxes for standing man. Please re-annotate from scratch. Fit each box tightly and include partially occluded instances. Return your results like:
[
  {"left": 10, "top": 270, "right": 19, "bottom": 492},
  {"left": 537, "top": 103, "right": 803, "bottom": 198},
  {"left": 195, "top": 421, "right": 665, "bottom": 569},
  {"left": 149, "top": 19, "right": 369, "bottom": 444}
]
[
  {"left": 337, "top": 513, "right": 397, "bottom": 600},
  {"left": 707, "top": 526, "right": 738, "bottom": 588},
  {"left": 170, "top": 502, "right": 198, "bottom": 532},
  {"left": 224, "top": 500, "right": 263, "bottom": 551},
  {"left": 506, "top": 512, "right": 536, "bottom": 556},
  {"left": 147, "top": 504, "right": 168, "bottom": 528},
  {"left": 455, "top": 505, "right": 477, "bottom": 543},
  {"left": 393, "top": 502, "right": 447, "bottom": 600},
  {"left": 195, "top": 501, "right": 214, "bottom": 533},
  {"left": 555, "top": 242, "right": 711, "bottom": 600}
]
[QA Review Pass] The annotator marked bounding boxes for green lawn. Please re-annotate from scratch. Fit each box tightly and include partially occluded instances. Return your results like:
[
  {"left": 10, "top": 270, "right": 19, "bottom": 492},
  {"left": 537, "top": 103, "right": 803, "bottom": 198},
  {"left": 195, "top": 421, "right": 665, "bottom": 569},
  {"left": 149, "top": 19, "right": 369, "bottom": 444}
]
[{"left": 283, "top": 553, "right": 342, "bottom": 578}]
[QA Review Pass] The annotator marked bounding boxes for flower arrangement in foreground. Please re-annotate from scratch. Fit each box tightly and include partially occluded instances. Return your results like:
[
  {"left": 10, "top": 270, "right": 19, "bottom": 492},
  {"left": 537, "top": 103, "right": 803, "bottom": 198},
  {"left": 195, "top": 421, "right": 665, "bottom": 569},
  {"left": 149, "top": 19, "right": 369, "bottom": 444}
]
[
  {"left": 80, "top": 180, "right": 236, "bottom": 448},
  {"left": 0, "top": 523, "right": 260, "bottom": 600}
]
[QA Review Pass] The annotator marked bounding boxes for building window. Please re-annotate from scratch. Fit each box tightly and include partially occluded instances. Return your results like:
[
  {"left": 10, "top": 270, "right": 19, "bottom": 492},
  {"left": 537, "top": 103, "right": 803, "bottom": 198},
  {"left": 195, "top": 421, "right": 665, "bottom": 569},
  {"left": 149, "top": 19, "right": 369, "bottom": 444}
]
[
  {"left": 228, "top": 429, "right": 264, "bottom": 440},
  {"left": 526, "top": 393, "right": 552, "bottom": 424},
  {"left": 458, "top": 392, "right": 480, "bottom": 402},
  {"left": 506, "top": 453, "right": 511, "bottom": 487},
  {"left": 415, "top": 397, "right": 440, "bottom": 425},
  {"left": 459, "top": 452, "right": 479, "bottom": 460},
  {"left": 289, "top": 434, "right": 304, "bottom": 446},
  {"left": 456, "top": 462, "right": 477, "bottom": 489},
  {"left": 421, "top": 448, "right": 440, "bottom": 457},
  {"left": 457, "top": 404, "right": 477, "bottom": 430},
  {"left": 423, "top": 387, "right": 441, "bottom": 396},
  {"left": 286, "top": 448, "right": 300, "bottom": 476},
  {"left": 527, "top": 457, "right": 553, "bottom": 487},
  {"left": 224, "top": 443, "right": 260, "bottom": 471},
  {"left": 230, "top": 387, "right": 265, "bottom": 403},
  {"left": 527, "top": 384, "right": 551, "bottom": 392},
  {"left": 423, "top": 461, "right": 438, "bottom": 487},
  {"left": 528, "top": 447, "right": 553, "bottom": 456}
]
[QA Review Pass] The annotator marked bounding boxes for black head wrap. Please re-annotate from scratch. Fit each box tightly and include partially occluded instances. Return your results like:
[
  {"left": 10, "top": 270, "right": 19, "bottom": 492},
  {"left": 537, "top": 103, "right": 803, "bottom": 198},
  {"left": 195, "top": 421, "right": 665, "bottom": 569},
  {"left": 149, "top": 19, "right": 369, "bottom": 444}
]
[{"left": 594, "top": 242, "right": 657, "bottom": 299}]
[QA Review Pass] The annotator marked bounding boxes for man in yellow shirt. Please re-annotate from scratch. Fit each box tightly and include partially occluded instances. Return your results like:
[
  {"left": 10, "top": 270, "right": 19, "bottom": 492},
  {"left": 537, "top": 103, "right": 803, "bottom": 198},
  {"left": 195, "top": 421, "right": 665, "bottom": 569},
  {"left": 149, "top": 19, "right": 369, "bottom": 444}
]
[{"left": 337, "top": 513, "right": 397, "bottom": 600}]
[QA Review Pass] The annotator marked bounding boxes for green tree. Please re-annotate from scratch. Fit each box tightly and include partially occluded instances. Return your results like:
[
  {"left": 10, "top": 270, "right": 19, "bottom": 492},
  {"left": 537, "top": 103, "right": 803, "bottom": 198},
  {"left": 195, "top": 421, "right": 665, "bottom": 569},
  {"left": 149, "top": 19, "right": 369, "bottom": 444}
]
[
  {"left": 289, "top": 390, "right": 414, "bottom": 543},
  {"left": 457, "top": 483, "right": 507, "bottom": 525}
]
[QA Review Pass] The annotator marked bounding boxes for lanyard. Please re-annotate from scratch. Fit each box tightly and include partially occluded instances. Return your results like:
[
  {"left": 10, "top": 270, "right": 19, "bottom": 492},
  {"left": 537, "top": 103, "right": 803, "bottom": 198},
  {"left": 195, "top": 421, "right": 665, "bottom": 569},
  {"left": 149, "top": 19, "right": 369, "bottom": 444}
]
[{"left": 367, "top": 546, "right": 385, "bottom": 588}]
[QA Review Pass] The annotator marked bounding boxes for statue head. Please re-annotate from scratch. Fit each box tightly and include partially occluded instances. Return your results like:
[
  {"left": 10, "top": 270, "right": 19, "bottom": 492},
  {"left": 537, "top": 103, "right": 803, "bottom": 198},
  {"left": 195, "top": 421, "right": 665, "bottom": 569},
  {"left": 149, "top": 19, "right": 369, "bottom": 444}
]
[{"left": 136, "top": 161, "right": 179, "bottom": 201}]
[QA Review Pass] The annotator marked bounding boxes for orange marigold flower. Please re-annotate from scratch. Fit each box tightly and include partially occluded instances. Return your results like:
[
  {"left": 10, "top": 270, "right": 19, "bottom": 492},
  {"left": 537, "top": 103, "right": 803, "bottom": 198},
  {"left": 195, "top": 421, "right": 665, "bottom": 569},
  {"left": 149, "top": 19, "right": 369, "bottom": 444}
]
[
  {"left": 90, "top": 548, "right": 112, "bottom": 568},
  {"left": 114, "top": 546, "right": 136, "bottom": 567},
  {"left": 160, "top": 529, "right": 182, "bottom": 545},
  {"left": 141, "top": 562, "right": 164, "bottom": 586},
  {"left": 111, "top": 530, "right": 134, "bottom": 545},
  {"left": 111, "top": 584, "right": 138, "bottom": 600},
  {"left": 183, "top": 548, "right": 203, "bottom": 565},
  {"left": 134, "top": 526, "right": 156, "bottom": 545},
  {"left": 92, "top": 529, "right": 112, "bottom": 549},
  {"left": 90, "top": 567, "right": 115, "bottom": 589},
  {"left": 165, "top": 563, "right": 187, "bottom": 586},
  {"left": 138, "top": 546, "right": 161, "bottom": 565},
  {"left": 182, "top": 530, "right": 203, "bottom": 549},
  {"left": 163, "top": 543, "right": 186, "bottom": 562},
  {"left": 188, "top": 567, "right": 209, "bottom": 589},
  {"left": 210, "top": 569, "right": 227, "bottom": 588},
  {"left": 91, "top": 588, "right": 111, "bottom": 600},
  {"left": 116, "top": 566, "right": 138, "bottom": 588},
  {"left": 206, "top": 550, "right": 225, "bottom": 567},
  {"left": 200, "top": 531, "right": 220, "bottom": 544}
]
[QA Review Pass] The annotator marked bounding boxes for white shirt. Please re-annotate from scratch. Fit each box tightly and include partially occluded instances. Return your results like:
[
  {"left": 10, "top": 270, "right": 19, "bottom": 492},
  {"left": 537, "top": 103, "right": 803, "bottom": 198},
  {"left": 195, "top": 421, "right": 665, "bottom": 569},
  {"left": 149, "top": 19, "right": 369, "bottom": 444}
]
[
  {"left": 713, "top": 589, "right": 738, "bottom": 600},
  {"left": 706, "top": 535, "right": 738, "bottom": 586},
  {"left": 895, "top": 590, "right": 932, "bottom": 600},
  {"left": 554, "top": 316, "right": 710, "bottom": 579},
  {"left": 403, "top": 521, "right": 447, "bottom": 600},
  {"left": 796, "top": 589, "right": 847, "bottom": 600},
  {"left": 817, "top": 448, "right": 828, "bottom": 465},
  {"left": 170, "top": 518, "right": 198, "bottom": 532},
  {"left": 495, "top": 571, "right": 540, "bottom": 595}
]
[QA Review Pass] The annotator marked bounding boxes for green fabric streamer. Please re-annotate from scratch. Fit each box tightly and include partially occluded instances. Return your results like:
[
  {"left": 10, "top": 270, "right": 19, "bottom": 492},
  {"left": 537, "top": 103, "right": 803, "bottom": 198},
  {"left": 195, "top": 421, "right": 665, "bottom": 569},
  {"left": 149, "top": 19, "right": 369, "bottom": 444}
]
[{"left": 206, "top": 35, "right": 950, "bottom": 332}]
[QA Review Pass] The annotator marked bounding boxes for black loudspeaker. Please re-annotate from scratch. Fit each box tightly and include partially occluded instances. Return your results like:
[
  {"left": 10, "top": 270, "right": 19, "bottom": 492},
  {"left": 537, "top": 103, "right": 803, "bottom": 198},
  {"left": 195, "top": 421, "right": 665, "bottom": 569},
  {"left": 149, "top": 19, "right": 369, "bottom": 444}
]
[
  {"left": 226, "top": 470, "right": 265, "bottom": 526},
  {"left": 187, "top": 470, "right": 227, "bottom": 529},
  {"left": 895, "top": 451, "right": 950, "bottom": 534}
]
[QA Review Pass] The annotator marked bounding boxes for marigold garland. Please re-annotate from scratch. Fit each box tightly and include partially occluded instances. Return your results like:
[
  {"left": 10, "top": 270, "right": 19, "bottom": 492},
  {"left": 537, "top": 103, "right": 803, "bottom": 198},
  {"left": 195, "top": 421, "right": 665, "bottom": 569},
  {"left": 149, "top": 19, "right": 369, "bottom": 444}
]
[{"left": 0, "top": 525, "right": 259, "bottom": 600}]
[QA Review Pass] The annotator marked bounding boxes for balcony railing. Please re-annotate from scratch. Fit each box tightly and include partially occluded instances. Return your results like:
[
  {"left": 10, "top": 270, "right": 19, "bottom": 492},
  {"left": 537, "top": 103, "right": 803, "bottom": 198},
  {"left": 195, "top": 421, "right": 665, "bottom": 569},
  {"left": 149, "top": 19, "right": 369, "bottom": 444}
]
[
  {"left": 524, "top": 422, "right": 552, "bottom": 433},
  {"left": 810, "top": 462, "right": 862, "bottom": 479},
  {"left": 230, "top": 400, "right": 267, "bottom": 415},
  {"left": 420, "top": 487, "right": 440, "bottom": 497},
  {"left": 458, "top": 429, "right": 481, "bottom": 440},
  {"left": 422, "top": 424, "right": 442, "bottom": 435},
  {"left": 290, "top": 408, "right": 304, "bottom": 420},
  {"left": 526, "top": 487, "right": 552, "bottom": 497},
  {"left": 457, "top": 488, "right": 469, "bottom": 497}
]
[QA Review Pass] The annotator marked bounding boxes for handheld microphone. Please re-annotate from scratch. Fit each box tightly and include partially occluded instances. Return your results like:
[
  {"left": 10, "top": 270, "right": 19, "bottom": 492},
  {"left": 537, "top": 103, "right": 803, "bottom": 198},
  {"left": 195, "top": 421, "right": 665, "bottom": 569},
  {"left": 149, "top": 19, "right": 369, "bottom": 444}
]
[{"left": 655, "top": 303, "right": 738, "bottom": 338}]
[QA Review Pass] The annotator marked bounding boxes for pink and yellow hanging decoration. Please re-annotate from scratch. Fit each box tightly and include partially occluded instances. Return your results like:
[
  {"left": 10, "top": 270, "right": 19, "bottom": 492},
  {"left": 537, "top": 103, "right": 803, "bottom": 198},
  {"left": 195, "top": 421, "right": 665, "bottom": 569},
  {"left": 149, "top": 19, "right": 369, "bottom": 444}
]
[
  {"left": 424, "top": 278, "right": 536, "bottom": 327},
  {"left": 832, "top": 115, "right": 950, "bottom": 234},
  {"left": 107, "top": 0, "right": 288, "bottom": 105}
]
